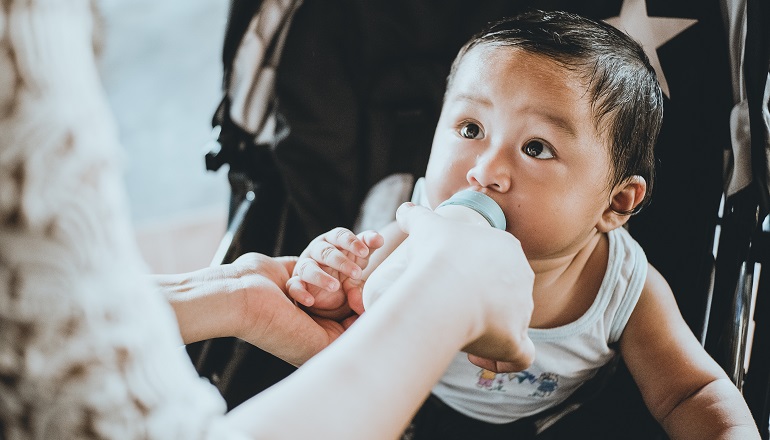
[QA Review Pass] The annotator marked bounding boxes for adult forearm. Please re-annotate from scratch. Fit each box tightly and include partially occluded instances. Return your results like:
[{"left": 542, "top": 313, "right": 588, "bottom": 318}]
[
  {"left": 153, "top": 270, "right": 240, "bottom": 344},
  {"left": 225, "top": 272, "right": 476, "bottom": 439},
  {"left": 662, "top": 378, "right": 760, "bottom": 440}
]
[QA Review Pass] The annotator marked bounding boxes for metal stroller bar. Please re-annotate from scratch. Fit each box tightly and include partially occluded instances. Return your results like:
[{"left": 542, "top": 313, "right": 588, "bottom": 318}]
[
  {"left": 706, "top": 0, "right": 770, "bottom": 434},
  {"left": 705, "top": 186, "right": 760, "bottom": 385}
]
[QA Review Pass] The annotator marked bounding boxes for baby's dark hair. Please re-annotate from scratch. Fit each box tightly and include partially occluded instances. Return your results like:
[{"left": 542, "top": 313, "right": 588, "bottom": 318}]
[{"left": 447, "top": 10, "right": 663, "bottom": 214}]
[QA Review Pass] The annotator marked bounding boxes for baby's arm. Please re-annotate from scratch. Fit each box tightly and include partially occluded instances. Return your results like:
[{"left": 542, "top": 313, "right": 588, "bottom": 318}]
[
  {"left": 620, "top": 265, "right": 759, "bottom": 439},
  {"left": 360, "top": 220, "right": 408, "bottom": 279}
]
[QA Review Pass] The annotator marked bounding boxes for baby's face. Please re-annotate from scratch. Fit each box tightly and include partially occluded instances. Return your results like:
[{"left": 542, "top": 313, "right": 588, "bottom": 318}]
[{"left": 425, "top": 45, "right": 615, "bottom": 260}]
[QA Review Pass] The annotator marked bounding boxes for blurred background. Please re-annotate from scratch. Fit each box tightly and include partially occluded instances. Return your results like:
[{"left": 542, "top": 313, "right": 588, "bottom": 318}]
[{"left": 97, "top": 0, "right": 231, "bottom": 273}]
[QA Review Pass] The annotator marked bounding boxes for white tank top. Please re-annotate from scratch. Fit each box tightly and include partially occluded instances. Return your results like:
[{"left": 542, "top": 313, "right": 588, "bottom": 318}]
[{"left": 431, "top": 226, "right": 647, "bottom": 424}]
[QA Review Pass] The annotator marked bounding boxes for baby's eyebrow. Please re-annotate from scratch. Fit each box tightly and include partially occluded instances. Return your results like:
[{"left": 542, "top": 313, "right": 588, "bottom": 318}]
[
  {"left": 528, "top": 108, "right": 577, "bottom": 138},
  {"left": 450, "top": 93, "right": 577, "bottom": 138},
  {"left": 452, "top": 93, "right": 492, "bottom": 107}
]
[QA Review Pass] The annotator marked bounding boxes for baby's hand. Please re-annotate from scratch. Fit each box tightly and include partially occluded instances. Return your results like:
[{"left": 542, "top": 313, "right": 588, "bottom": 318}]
[{"left": 287, "top": 228, "right": 384, "bottom": 320}]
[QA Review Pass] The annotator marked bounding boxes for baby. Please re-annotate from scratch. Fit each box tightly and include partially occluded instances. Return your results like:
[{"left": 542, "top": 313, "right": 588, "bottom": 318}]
[{"left": 287, "top": 10, "right": 759, "bottom": 440}]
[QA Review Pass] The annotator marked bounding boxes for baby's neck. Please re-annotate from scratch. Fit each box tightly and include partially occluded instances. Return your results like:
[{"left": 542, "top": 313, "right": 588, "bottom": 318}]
[
  {"left": 529, "top": 233, "right": 603, "bottom": 281},
  {"left": 527, "top": 232, "right": 609, "bottom": 328}
]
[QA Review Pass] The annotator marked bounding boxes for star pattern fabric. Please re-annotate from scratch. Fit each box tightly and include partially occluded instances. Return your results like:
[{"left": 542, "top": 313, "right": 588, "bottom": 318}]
[{"left": 605, "top": 0, "right": 697, "bottom": 98}]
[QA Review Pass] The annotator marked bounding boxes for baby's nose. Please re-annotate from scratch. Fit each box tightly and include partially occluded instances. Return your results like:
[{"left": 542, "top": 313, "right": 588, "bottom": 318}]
[{"left": 466, "top": 152, "right": 511, "bottom": 192}]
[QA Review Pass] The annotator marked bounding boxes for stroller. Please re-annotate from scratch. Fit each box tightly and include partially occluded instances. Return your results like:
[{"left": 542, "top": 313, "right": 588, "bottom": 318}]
[{"left": 191, "top": 1, "right": 770, "bottom": 437}]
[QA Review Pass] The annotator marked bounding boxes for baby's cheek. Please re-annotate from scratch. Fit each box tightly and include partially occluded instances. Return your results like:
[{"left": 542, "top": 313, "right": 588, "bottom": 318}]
[{"left": 421, "top": 179, "right": 453, "bottom": 209}]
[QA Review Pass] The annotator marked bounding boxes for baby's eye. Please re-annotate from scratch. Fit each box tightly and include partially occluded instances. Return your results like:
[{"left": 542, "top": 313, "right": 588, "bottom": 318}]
[
  {"left": 522, "top": 140, "right": 555, "bottom": 159},
  {"left": 459, "top": 122, "right": 484, "bottom": 139}
]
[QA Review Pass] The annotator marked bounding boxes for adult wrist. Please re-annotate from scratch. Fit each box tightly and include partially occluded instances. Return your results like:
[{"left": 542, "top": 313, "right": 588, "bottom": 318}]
[{"left": 155, "top": 267, "right": 242, "bottom": 343}]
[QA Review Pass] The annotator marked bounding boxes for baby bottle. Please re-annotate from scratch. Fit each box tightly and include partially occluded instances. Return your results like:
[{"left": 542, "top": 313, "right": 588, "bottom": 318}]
[{"left": 362, "top": 189, "right": 506, "bottom": 310}]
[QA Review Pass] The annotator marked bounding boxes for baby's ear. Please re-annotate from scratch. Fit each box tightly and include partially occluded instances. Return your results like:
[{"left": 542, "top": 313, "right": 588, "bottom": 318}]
[{"left": 597, "top": 176, "right": 646, "bottom": 233}]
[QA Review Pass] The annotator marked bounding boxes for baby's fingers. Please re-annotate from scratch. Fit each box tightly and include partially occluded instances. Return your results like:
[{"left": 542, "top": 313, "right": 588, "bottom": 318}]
[
  {"left": 467, "top": 355, "right": 526, "bottom": 374},
  {"left": 286, "top": 276, "right": 316, "bottom": 307},
  {"left": 357, "top": 230, "right": 385, "bottom": 253},
  {"left": 307, "top": 239, "right": 363, "bottom": 280},
  {"left": 343, "top": 278, "right": 365, "bottom": 315},
  {"left": 293, "top": 258, "right": 340, "bottom": 292},
  {"left": 322, "top": 227, "right": 370, "bottom": 259},
  {"left": 352, "top": 230, "right": 385, "bottom": 271}
]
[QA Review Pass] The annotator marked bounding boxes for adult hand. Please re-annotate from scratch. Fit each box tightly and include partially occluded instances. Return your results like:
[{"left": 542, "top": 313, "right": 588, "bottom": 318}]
[
  {"left": 392, "top": 202, "right": 536, "bottom": 371},
  {"left": 228, "top": 253, "right": 355, "bottom": 364},
  {"left": 159, "top": 253, "right": 352, "bottom": 366}
]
